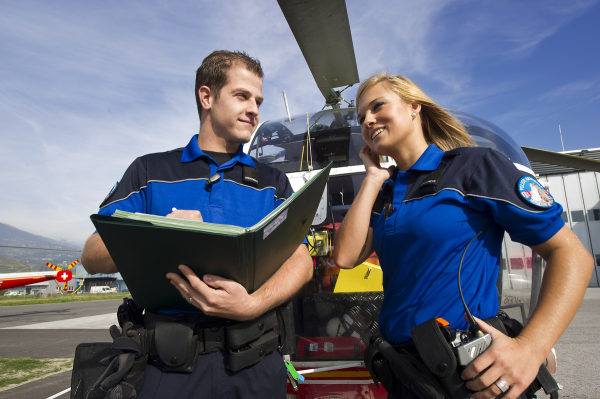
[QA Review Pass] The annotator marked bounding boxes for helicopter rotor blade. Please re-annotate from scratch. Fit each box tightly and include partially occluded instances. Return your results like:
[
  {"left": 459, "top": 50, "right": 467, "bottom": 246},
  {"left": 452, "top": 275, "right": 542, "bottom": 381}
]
[
  {"left": 278, "top": 0, "right": 359, "bottom": 105},
  {"left": 522, "top": 146, "right": 600, "bottom": 173}
]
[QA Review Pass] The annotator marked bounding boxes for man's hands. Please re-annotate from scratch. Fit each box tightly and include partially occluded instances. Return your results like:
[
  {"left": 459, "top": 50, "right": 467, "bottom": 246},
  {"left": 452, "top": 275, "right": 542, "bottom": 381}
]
[
  {"left": 166, "top": 265, "right": 260, "bottom": 321},
  {"left": 461, "top": 317, "right": 546, "bottom": 399},
  {"left": 163, "top": 210, "right": 312, "bottom": 321},
  {"left": 167, "top": 209, "right": 203, "bottom": 221},
  {"left": 165, "top": 208, "right": 261, "bottom": 320}
]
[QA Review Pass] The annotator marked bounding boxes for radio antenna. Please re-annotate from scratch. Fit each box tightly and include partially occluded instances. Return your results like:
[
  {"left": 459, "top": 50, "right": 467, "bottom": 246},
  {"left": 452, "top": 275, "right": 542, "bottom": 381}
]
[
  {"left": 283, "top": 90, "right": 292, "bottom": 122},
  {"left": 558, "top": 124, "right": 565, "bottom": 152},
  {"left": 458, "top": 229, "right": 485, "bottom": 333}
]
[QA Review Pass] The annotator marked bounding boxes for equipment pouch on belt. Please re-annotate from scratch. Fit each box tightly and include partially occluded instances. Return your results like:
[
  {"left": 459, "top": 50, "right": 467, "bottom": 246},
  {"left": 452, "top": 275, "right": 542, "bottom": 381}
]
[
  {"left": 148, "top": 318, "right": 198, "bottom": 373},
  {"left": 226, "top": 309, "right": 278, "bottom": 347},
  {"left": 275, "top": 300, "right": 295, "bottom": 355},
  {"left": 410, "top": 319, "right": 471, "bottom": 398},
  {"left": 364, "top": 336, "right": 448, "bottom": 399},
  {"left": 225, "top": 310, "right": 281, "bottom": 373},
  {"left": 143, "top": 312, "right": 227, "bottom": 373},
  {"left": 227, "top": 329, "right": 280, "bottom": 372}
]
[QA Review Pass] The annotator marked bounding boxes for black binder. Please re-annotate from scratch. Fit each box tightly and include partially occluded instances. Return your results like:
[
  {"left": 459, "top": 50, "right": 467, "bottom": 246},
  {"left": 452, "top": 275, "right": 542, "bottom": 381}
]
[{"left": 91, "top": 163, "right": 331, "bottom": 311}]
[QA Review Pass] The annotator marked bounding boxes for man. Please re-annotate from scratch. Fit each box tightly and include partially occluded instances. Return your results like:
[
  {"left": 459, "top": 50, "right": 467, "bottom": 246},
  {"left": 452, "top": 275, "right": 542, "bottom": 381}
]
[{"left": 81, "top": 50, "right": 313, "bottom": 398}]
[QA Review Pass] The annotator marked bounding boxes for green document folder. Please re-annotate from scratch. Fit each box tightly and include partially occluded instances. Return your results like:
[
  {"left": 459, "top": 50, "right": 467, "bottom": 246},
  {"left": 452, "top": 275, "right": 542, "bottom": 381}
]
[{"left": 90, "top": 162, "right": 332, "bottom": 311}]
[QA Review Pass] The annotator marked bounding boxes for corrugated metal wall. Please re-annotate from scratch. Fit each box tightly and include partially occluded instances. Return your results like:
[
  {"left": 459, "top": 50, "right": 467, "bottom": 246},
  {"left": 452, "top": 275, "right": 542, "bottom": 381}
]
[{"left": 539, "top": 171, "right": 600, "bottom": 287}]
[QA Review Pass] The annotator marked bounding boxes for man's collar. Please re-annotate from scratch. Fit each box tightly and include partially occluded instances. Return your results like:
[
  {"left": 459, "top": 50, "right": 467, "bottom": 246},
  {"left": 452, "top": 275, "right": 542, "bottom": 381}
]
[{"left": 180, "top": 134, "right": 255, "bottom": 167}]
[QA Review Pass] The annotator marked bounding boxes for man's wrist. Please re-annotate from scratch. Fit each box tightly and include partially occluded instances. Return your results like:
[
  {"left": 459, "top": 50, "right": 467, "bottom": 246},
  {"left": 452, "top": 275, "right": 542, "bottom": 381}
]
[{"left": 241, "top": 294, "right": 264, "bottom": 321}]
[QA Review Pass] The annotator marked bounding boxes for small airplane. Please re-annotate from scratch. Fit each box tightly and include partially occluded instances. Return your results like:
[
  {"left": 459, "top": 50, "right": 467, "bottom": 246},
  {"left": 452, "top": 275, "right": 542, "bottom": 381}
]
[
  {"left": 243, "top": 0, "right": 600, "bottom": 397},
  {"left": 0, "top": 260, "right": 85, "bottom": 294}
]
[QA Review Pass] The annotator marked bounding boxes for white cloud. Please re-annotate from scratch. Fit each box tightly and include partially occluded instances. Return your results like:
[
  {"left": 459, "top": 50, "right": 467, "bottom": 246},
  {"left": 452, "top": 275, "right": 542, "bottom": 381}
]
[
  {"left": 1, "top": 0, "right": 599, "bottom": 243},
  {"left": 538, "top": 79, "right": 600, "bottom": 102},
  {"left": 0, "top": 0, "right": 312, "bottom": 243}
]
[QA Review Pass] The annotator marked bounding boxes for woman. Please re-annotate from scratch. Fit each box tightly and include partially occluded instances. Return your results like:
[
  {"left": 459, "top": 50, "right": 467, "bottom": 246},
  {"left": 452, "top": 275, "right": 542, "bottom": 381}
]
[{"left": 332, "top": 73, "right": 593, "bottom": 399}]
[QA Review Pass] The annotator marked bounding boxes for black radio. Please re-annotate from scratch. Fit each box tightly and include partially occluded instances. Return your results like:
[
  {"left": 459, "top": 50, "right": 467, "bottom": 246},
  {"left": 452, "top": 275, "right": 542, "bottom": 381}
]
[{"left": 436, "top": 317, "right": 492, "bottom": 366}]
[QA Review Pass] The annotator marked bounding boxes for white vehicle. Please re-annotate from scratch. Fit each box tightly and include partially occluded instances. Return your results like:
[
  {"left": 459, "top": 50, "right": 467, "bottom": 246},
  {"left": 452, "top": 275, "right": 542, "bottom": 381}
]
[
  {"left": 3, "top": 290, "right": 26, "bottom": 296},
  {"left": 90, "top": 285, "right": 117, "bottom": 294}
]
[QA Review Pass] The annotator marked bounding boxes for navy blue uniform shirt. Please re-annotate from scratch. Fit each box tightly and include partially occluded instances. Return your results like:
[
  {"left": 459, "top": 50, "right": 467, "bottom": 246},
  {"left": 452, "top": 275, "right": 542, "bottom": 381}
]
[
  {"left": 371, "top": 144, "right": 564, "bottom": 343},
  {"left": 98, "top": 135, "right": 293, "bottom": 227}
]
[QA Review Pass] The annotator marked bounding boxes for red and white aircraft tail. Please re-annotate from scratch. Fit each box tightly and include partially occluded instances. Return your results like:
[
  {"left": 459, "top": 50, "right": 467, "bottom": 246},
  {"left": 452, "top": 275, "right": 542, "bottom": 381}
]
[{"left": 0, "top": 260, "right": 84, "bottom": 293}]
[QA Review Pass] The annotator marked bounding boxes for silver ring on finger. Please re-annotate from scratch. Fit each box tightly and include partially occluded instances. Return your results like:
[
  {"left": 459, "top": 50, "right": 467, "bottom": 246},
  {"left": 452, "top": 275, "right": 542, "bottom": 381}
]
[
  {"left": 188, "top": 296, "right": 194, "bottom": 303},
  {"left": 495, "top": 378, "right": 509, "bottom": 393}
]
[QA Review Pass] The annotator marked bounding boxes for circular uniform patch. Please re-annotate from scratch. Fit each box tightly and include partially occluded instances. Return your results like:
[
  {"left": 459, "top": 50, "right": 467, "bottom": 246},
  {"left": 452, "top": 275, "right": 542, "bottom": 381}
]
[
  {"left": 104, "top": 181, "right": 119, "bottom": 201},
  {"left": 517, "top": 176, "right": 554, "bottom": 208}
]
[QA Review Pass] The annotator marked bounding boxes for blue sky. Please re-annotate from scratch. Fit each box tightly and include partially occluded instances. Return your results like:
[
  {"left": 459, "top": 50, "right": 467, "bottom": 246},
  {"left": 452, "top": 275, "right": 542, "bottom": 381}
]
[{"left": 1, "top": 0, "right": 599, "bottom": 244}]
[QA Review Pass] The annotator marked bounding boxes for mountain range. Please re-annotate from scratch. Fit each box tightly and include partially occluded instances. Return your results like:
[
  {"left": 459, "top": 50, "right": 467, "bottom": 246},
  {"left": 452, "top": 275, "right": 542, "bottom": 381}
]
[{"left": 0, "top": 222, "right": 82, "bottom": 273}]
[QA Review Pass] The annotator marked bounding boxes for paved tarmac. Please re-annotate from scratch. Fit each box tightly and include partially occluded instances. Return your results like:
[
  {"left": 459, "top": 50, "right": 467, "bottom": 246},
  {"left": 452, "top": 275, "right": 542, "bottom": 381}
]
[
  {"left": 552, "top": 288, "right": 600, "bottom": 398},
  {"left": 0, "top": 300, "right": 119, "bottom": 399},
  {"left": 0, "top": 291, "right": 598, "bottom": 398}
]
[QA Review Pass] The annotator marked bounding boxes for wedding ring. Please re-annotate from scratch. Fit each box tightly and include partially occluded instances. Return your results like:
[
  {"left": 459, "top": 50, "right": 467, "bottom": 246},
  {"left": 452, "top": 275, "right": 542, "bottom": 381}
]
[
  {"left": 188, "top": 296, "right": 194, "bottom": 303},
  {"left": 495, "top": 378, "right": 509, "bottom": 393}
]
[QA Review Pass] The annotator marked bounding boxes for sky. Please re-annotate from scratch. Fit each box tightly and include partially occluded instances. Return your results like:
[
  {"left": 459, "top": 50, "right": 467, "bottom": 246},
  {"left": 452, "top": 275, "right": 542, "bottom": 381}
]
[{"left": 1, "top": 0, "right": 599, "bottom": 245}]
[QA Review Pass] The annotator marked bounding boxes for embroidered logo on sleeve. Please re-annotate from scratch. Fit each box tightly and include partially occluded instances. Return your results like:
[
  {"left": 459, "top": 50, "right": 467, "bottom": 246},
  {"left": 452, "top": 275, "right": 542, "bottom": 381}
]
[
  {"left": 104, "top": 181, "right": 119, "bottom": 201},
  {"left": 517, "top": 176, "right": 554, "bottom": 208}
]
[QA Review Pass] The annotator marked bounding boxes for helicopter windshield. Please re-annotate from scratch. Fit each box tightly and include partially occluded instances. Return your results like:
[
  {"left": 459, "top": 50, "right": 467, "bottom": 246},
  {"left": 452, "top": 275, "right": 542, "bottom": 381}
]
[
  {"left": 453, "top": 111, "right": 531, "bottom": 167},
  {"left": 249, "top": 108, "right": 531, "bottom": 171},
  {"left": 248, "top": 108, "right": 361, "bottom": 173}
]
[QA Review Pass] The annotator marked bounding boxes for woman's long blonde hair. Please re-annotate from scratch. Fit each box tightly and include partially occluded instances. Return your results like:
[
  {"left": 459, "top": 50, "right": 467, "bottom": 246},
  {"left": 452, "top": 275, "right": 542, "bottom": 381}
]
[{"left": 356, "top": 73, "right": 475, "bottom": 150}]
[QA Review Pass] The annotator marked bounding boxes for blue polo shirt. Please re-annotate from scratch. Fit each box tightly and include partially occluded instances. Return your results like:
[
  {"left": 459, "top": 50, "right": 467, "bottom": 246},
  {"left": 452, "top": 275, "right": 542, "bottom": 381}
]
[
  {"left": 372, "top": 144, "right": 564, "bottom": 343},
  {"left": 98, "top": 135, "right": 293, "bottom": 227}
]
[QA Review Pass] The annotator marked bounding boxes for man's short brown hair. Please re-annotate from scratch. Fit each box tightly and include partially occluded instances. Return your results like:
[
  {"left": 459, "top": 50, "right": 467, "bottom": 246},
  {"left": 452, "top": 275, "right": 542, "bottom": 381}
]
[{"left": 195, "top": 50, "right": 263, "bottom": 118}]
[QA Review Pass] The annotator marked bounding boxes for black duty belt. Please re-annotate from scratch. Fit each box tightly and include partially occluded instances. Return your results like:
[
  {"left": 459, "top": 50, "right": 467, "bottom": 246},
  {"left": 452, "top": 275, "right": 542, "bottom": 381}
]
[
  {"left": 143, "top": 309, "right": 280, "bottom": 373},
  {"left": 364, "top": 314, "right": 559, "bottom": 399}
]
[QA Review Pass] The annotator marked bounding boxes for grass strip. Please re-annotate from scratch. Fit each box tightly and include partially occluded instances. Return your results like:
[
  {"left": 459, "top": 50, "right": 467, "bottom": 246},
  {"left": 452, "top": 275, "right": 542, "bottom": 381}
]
[
  {"left": 0, "top": 292, "right": 126, "bottom": 306},
  {"left": 0, "top": 358, "right": 73, "bottom": 390}
]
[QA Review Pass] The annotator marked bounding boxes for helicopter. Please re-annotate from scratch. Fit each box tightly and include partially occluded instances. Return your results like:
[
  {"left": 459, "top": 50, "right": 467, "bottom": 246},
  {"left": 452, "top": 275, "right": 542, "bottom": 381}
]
[
  {"left": 0, "top": 260, "right": 85, "bottom": 295},
  {"left": 241, "top": 0, "right": 600, "bottom": 397}
]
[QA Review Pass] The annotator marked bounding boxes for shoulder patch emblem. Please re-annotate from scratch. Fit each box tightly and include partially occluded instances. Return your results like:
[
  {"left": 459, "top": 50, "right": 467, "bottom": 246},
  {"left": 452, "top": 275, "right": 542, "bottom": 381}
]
[
  {"left": 517, "top": 176, "right": 554, "bottom": 208},
  {"left": 104, "top": 181, "right": 119, "bottom": 201}
]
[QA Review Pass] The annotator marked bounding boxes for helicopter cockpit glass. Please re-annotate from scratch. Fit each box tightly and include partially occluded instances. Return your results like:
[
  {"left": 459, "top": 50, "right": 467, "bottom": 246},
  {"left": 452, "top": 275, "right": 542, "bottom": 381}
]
[
  {"left": 250, "top": 108, "right": 532, "bottom": 173},
  {"left": 248, "top": 108, "right": 362, "bottom": 174},
  {"left": 454, "top": 111, "right": 532, "bottom": 169}
]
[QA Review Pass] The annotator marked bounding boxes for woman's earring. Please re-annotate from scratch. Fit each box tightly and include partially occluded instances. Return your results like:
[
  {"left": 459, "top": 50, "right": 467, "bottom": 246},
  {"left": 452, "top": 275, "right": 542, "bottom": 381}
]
[{"left": 411, "top": 112, "right": 417, "bottom": 119}]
